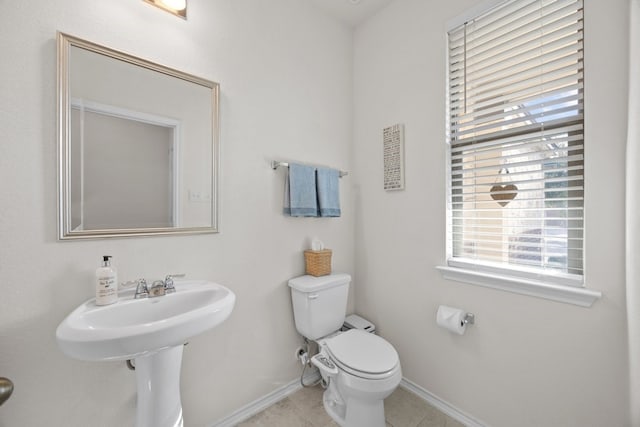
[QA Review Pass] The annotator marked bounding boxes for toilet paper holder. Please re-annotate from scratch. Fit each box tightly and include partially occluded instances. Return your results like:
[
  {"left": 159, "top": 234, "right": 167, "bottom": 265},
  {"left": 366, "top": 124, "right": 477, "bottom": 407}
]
[
  {"left": 436, "top": 306, "right": 474, "bottom": 335},
  {"left": 463, "top": 313, "right": 475, "bottom": 326}
]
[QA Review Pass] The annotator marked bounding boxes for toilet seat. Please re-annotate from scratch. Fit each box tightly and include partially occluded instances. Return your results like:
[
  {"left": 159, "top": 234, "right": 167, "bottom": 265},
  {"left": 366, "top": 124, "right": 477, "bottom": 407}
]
[{"left": 325, "top": 329, "right": 399, "bottom": 380}]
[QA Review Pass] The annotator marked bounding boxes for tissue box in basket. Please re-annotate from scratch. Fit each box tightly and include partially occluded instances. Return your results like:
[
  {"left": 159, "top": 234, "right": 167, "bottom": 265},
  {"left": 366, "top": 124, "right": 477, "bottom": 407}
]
[{"left": 304, "top": 249, "right": 332, "bottom": 277}]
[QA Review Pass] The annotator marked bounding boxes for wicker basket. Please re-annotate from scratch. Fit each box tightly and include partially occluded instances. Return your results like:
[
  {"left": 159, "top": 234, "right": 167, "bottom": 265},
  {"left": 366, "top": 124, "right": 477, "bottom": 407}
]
[{"left": 304, "top": 249, "right": 332, "bottom": 277}]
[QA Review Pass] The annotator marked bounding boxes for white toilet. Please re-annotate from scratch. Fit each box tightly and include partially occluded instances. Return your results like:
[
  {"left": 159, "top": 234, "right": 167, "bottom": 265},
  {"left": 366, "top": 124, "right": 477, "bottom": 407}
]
[{"left": 288, "top": 273, "right": 402, "bottom": 427}]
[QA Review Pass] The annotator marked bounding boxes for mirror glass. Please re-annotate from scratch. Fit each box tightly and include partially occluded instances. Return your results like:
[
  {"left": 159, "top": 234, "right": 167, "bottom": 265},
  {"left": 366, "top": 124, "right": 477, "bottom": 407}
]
[{"left": 57, "top": 33, "right": 219, "bottom": 239}]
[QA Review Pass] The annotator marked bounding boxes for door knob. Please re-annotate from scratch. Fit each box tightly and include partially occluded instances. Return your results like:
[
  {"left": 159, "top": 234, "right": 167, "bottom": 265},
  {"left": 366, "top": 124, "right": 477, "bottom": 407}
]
[{"left": 0, "top": 378, "right": 13, "bottom": 406}]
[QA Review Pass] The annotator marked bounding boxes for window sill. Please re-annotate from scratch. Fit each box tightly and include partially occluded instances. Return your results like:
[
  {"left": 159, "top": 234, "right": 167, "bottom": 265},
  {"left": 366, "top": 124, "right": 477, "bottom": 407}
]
[{"left": 436, "top": 266, "right": 602, "bottom": 307}]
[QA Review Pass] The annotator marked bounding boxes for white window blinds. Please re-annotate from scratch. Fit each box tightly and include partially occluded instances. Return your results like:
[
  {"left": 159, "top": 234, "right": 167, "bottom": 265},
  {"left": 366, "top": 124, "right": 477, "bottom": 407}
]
[{"left": 446, "top": 0, "right": 584, "bottom": 281}]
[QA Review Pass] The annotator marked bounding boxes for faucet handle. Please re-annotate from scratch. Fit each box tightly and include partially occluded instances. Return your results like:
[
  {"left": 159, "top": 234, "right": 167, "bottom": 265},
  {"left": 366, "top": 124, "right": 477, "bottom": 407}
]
[
  {"left": 134, "top": 278, "right": 149, "bottom": 299},
  {"left": 164, "top": 274, "right": 185, "bottom": 294}
]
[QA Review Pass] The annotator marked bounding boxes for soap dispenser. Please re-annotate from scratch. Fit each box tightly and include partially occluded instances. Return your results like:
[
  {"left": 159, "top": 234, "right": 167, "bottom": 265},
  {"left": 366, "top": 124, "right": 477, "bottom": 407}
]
[{"left": 95, "top": 255, "right": 118, "bottom": 306}]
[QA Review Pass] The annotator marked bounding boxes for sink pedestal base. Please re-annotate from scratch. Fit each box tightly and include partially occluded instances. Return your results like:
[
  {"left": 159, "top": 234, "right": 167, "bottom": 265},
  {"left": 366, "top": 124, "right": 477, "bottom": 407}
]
[{"left": 135, "top": 345, "right": 184, "bottom": 427}]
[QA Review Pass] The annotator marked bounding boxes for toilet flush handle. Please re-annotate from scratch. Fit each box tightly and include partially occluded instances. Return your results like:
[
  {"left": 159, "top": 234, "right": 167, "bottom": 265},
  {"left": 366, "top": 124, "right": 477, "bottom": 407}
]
[{"left": 308, "top": 294, "right": 319, "bottom": 300}]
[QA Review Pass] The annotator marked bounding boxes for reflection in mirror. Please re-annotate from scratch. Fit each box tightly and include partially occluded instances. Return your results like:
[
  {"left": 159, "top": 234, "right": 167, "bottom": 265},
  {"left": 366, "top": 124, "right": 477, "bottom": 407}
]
[{"left": 57, "top": 33, "right": 219, "bottom": 239}]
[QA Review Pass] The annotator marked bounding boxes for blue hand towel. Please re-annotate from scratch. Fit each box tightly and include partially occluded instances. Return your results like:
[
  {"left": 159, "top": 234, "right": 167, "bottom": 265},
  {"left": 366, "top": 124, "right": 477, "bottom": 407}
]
[
  {"left": 316, "top": 167, "right": 341, "bottom": 217},
  {"left": 283, "top": 163, "right": 318, "bottom": 217}
]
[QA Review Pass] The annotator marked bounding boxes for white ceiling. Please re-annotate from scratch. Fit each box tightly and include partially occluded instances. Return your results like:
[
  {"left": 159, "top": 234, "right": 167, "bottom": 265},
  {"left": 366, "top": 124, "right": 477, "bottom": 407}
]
[{"left": 308, "top": 0, "right": 394, "bottom": 27}]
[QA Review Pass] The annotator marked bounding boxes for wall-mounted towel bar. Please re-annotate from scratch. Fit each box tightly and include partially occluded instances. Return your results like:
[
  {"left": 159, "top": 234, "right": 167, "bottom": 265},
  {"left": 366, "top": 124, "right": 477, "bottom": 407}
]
[{"left": 271, "top": 161, "right": 348, "bottom": 178}]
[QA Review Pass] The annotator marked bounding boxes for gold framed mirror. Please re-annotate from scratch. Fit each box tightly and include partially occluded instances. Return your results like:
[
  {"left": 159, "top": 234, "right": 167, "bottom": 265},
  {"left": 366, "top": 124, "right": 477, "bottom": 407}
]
[{"left": 57, "top": 33, "right": 219, "bottom": 239}]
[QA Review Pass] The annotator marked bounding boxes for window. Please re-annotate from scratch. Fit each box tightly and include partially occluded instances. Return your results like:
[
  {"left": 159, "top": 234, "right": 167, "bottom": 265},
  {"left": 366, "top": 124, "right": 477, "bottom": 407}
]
[{"left": 443, "top": 0, "right": 595, "bottom": 302}]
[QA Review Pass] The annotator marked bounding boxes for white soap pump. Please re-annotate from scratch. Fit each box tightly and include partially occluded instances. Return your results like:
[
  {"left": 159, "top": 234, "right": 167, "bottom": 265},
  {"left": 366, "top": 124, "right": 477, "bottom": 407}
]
[{"left": 95, "top": 255, "right": 118, "bottom": 306}]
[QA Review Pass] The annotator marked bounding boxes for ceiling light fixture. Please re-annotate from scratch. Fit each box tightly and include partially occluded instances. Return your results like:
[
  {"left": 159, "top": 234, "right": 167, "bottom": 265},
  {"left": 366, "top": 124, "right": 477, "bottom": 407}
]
[{"left": 143, "top": 0, "right": 187, "bottom": 19}]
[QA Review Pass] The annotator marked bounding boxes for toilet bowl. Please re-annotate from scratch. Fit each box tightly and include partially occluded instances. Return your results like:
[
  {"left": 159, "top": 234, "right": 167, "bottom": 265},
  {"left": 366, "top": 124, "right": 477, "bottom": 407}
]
[
  {"left": 312, "top": 329, "right": 402, "bottom": 427},
  {"left": 288, "top": 274, "right": 402, "bottom": 427}
]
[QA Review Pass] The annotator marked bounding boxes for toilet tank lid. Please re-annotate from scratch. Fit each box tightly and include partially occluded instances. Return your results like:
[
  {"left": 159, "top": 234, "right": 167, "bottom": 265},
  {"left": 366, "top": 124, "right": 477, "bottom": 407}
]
[{"left": 288, "top": 273, "right": 351, "bottom": 292}]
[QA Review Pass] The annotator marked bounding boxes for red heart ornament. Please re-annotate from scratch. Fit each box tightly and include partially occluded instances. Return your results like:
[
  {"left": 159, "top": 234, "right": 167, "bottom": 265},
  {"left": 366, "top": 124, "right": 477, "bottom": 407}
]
[{"left": 490, "top": 184, "right": 518, "bottom": 207}]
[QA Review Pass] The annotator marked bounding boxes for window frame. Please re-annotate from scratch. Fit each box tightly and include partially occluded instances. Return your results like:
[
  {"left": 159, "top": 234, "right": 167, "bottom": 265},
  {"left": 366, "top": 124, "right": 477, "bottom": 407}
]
[{"left": 439, "top": 0, "right": 601, "bottom": 307}]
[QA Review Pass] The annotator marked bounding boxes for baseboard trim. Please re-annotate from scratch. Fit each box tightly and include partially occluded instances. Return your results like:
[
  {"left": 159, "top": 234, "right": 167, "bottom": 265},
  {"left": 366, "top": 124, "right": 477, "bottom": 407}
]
[
  {"left": 210, "top": 370, "right": 321, "bottom": 427},
  {"left": 210, "top": 373, "right": 485, "bottom": 427},
  {"left": 400, "top": 378, "right": 488, "bottom": 427}
]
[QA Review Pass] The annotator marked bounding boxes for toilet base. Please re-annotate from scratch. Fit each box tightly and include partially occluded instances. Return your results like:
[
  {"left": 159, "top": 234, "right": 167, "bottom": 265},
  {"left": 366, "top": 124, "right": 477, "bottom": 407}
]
[
  {"left": 322, "top": 389, "right": 346, "bottom": 426},
  {"left": 322, "top": 386, "right": 387, "bottom": 427}
]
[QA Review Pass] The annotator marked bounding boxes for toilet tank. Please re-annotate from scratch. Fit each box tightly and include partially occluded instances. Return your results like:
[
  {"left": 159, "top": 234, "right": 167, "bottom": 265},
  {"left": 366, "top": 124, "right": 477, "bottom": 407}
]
[{"left": 288, "top": 273, "right": 351, "bottom": 340}]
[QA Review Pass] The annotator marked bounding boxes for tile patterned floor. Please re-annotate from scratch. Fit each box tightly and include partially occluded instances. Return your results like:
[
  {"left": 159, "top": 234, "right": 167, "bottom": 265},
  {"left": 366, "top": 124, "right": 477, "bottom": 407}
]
[{"left": 237, "top": 385, "right": 466, "bottom": 427}]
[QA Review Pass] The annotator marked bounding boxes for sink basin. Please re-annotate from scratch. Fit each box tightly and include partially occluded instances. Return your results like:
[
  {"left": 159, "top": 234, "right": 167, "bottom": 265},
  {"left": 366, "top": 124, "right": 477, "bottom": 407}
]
[
  {"left": 56, "top": 279, "right": 235, "bottom": 427},
  {"left": 56, "top": 280, "right": 236, "bottom": 361}
]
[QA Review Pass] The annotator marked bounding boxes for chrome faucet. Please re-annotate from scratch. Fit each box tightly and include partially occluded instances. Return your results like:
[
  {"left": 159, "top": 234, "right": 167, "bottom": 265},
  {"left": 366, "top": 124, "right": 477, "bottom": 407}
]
[
  {"left": 133, "top": 274, "right": 185, "bottom": 299},
  {"left": 149, "top": 280, "right": 167, "bottom": 297}
]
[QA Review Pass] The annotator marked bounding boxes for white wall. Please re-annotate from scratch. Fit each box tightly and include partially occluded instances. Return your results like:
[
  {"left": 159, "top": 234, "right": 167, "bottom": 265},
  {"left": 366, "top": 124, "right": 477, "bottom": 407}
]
[
  {"left": 0, "top": 1, "right": 632, "bottom": 426},
  {"left": 353, "top": 1, "right": 630, "bottom": 426},
  {"left": 0, "top": 1, "right": 353, "bottom": 426}
]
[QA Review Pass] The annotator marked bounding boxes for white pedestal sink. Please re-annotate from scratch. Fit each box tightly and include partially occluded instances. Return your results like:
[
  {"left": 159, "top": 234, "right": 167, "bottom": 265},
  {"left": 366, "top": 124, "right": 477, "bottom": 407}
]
[{"left": 56, "top": 280, "right": 235, "bottom": 427}]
